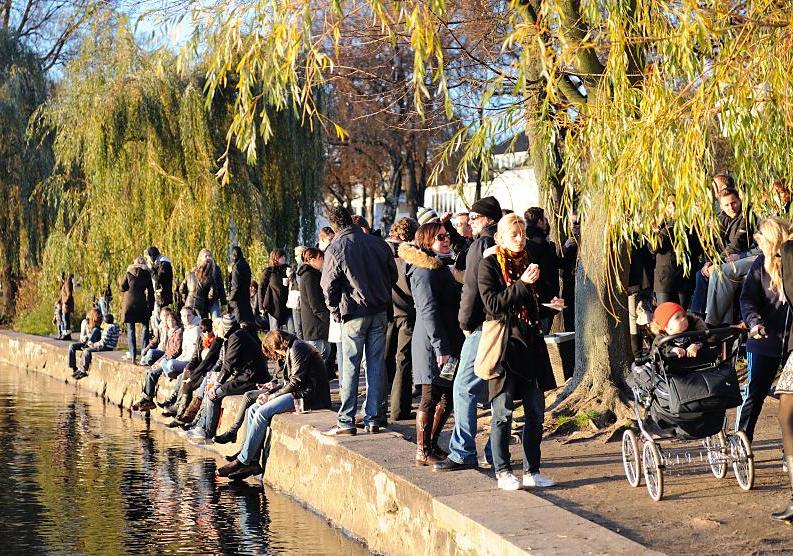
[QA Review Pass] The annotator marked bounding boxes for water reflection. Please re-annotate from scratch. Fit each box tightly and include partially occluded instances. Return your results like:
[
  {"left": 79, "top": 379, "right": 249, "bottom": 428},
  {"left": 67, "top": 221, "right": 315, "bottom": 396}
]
[{"left": 0, "top": 366, "right": 366, "bottom": 555}]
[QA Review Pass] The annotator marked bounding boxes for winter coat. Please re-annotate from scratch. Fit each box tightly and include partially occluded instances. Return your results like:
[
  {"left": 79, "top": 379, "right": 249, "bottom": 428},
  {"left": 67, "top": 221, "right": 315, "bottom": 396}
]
[
  {"left": 151, "top": 256, "right": 174, "bottom": 307},
  {"left": 216, "top": 325, "right": 271, "bottom": 395},
  {"left": 298, "top": 265, "right": 330, "bottom": 341},
  {"left": 187, "top": 335, "right": 223, "bottom": 377},
  {"left": 120, "top": 265, "right": 155, "bottom": 324},
  {"left": 525, "top": 226, "right": 561, "bottom": 319},
  {"left": 212, "top": 264, "right": 227, "bottom": 306},
  {"left": 60, "top": 276, "right": 75, "bottom": 313},
  {"left": 275, "top": 338, "right": 332, "bottom": 410},
  {"left": 458, "top": 222, "right": 497, "bottom": 332},
  {"left": 321, "top": 225, "right": 397, "bottom": 322},
  {"left": 180, "top": 271, "right": 214, "bottom": 317},
  {"left": 478, "top": 252, "right": 557, "bottom": 401},
  {"left": 718, "top": 211, "right": 753, "bottom": 256},
  {"left": 385, "top": 239, "right": 415, "bottom": 320},
  {"left": 652, "top": 314, "right": 707, "bottom": 359},
  {"left": 400, "top": 243, "right": 464, "bottom": 385},
  {"left": 229, "top": 257, "right": 253, "bottom": 322},
  {"left": 259, "top": 264, "right": 289, "bottom": 325},
  {"left": 628, "top": 245, "right": 655, "bottom": 291},
  {"left": 652, "top": 225, "right": 702, "bottom": 295},
  {"left": 741, "top": 254, "right": 791, "bottom": 358},
  {"left": 163, "top": 327, "right": 183, "bottom": 360},
  {"left": 782, "top": 240, "right": 793, "bottom": 352}
]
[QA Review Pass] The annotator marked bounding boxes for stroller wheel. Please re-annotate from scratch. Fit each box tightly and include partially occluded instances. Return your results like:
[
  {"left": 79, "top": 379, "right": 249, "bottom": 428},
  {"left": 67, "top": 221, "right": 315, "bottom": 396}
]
[
  {"left": 621, "top": 429, "right": 641, "bottom": 487},
  {"left": 706, "top": 432, "right": 727, "bottom": 479},
  {"left": 730, "top": 431, "right": 754, "bottom": 491},
  {"left": 642, "top": 441, "right": 664, "bottom": 501}
]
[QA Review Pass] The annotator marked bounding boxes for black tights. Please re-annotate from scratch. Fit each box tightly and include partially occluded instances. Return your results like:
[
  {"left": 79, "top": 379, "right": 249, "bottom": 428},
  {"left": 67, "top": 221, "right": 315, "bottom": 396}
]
[
  {"left": 418, "top": 383, "right": 451, "bottom": 415},
  {"left": 779, "top": 394, "right": 793, "bottom": 457}
]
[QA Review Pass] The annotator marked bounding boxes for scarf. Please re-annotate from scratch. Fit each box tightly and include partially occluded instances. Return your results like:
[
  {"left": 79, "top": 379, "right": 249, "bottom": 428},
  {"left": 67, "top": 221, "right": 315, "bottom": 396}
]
[
  {"left": 495, "top": 246, "right": 538, "bottom": 331},
  {"left": 203, "top": 333, "right": 215, "bottom": 349}
]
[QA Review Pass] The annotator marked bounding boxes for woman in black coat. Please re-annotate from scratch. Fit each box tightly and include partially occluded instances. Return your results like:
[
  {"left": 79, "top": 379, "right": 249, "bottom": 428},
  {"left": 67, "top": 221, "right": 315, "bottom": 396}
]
[
  {"left": 217, "top": 330, "right": 331, "bottom": 480},
  {"left": 229, "top": 246, "right": 254, "bottom": 323},
  {"left": 400, "top": 223, "right": 464, "bottom": 466},
  {"left": 298, "top": 248, "right": 331, "bottom": 364},
  {"left": 119, "top": 256, "right": 155, "bottom": 363},
  {"left": 259, "top": 248, "right": 289, "bottom": 330},
  {"left": 478, "top": 213, "right": 556, "bottom": 491}
]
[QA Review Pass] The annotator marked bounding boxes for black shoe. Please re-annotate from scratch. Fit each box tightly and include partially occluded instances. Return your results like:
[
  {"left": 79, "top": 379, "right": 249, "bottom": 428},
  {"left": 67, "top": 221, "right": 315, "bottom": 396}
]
[
  {"left": 217, "top": 459, "right": 245, "bottom": 478},
  {"left": 215, "top": 430, "right": 238, "bottom": 445},
  {"left": 165, "top": 419, "right": 182, "bottom": 428},
  {"left": 225, "top": 451, "right": 241, "bottom": 462},
  {"left": 772, "top": 501, "right": 793, "bottom": 522},
  {"left": 364, "top": 425, "right": 383, "bottom": 434},
  {"left": 227, "top": 462, "right": 263, "bottom": 481},
  {"left": 156, "top": 398, "right": 174, "bottom": 409},
  {"left": 72, "top": 369, "right": 88, "bottom": 380},
  {"left": 323, "top": 426, "right": 357, "bottom": 436},
  {"left": 433, "top": 458, "right": 476, "bottom": 472},
  {"left": 161, "top": 406, "right": 178, "bottom": 418}
]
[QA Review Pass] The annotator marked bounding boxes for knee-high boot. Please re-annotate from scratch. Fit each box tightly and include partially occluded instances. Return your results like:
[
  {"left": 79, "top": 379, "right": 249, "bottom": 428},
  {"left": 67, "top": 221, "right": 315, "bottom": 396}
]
[
  {"left": 430, "top": 403, "right": 452, "bottom": 459},
  {"left": 772, "top": 456, "right": 793, "bottom": 521},
  {"left": 415, "top": 411, "right": 442, "bottom": 466}
]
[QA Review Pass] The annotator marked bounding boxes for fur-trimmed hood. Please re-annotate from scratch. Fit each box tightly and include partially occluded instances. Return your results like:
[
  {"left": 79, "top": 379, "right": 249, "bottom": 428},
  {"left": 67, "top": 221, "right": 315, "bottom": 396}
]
[{"left": 398, "top": 242, "right": 445, "bottom": 270}]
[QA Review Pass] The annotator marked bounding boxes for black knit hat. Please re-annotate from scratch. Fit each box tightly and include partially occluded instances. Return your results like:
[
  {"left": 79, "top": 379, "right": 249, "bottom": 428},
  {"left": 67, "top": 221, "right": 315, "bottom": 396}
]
[{"left": 470, "top": 196, "right": 502, "bottom": 222}]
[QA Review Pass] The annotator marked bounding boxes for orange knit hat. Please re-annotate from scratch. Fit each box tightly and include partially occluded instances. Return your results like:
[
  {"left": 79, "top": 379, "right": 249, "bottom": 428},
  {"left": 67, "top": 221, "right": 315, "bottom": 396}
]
[{"left": 653, "top": 302, "right": 686, "bottom": 330}]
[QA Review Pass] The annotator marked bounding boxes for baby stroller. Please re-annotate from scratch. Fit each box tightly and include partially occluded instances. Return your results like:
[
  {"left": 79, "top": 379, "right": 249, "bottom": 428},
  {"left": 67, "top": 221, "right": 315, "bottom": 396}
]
[{"left": 622, "top": 327, "right": 754, "bottom": 501}]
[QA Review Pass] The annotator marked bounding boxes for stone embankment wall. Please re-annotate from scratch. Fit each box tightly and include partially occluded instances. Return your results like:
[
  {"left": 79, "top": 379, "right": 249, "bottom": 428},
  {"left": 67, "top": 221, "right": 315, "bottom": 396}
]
[{"left": 0, "top": 331, "right": 659, "bottom": 556}]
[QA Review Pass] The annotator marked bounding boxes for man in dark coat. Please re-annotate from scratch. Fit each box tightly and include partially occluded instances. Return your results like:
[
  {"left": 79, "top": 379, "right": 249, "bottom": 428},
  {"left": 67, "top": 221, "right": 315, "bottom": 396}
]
[
  {"left": 524, "top": 207, "right": 561, "bottom": 334},
  {"left": 229, "top": 246, "right": 254, "bottom": 323},
  {"left": 145, "top": 246, "right": 174, "bottom": 308},
  {"left": 320, "top": 205, "right": 397, "bottom": 435},
  {"left": 188, "top": 314, "right": 271, "bottom": 442},
  {"left": 384, "top": 217, "right": 419, "bottom": 421},
  {"left": 435, "top": 196, "right": 502, "bottom": 472},
  {"left": 119, "top": 258, "right": 155, "bottom": 363}
]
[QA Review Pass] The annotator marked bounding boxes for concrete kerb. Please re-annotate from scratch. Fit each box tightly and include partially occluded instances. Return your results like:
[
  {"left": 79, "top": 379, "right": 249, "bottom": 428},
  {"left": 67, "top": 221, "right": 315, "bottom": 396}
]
[{"left": 0, "top": 330, "right": 662, "bottom": 556}]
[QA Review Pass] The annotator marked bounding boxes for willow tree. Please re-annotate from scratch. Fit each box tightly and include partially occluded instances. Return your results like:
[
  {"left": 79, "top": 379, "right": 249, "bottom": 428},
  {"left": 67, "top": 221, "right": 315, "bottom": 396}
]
[
  {"left": 31, "top": 20, "right": 322, "bottom": 309},
  {"left": 0, "top": 31, "right": 54, "bottom": 321},
  {"left": 178, "top": 0, "right": 793, "bottom": 417}
]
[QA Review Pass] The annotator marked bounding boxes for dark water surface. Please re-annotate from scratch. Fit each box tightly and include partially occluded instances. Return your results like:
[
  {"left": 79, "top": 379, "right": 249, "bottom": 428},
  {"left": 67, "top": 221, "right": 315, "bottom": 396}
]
[{"left": 0, "top": 365, "right": 367, "bottom": 555}]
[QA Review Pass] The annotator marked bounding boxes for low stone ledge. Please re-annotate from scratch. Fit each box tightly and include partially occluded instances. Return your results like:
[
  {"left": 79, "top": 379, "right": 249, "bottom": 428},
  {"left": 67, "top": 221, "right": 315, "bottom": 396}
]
[{"left": 0, "top": 330, "right": 661, "bottom": 556}]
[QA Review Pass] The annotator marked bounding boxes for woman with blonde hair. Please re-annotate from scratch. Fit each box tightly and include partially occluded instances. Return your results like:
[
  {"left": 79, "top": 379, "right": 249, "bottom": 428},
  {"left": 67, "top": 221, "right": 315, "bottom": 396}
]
[
  {"left": 737, "top": 216, "right": 793, "bottom": 445},
  {"left": 477, "top": 213, "right": 557, "bottom": 491}
]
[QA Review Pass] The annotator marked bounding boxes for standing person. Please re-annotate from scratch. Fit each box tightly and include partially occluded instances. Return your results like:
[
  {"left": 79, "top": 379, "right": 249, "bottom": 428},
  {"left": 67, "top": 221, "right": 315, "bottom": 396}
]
[
  {"left": 320, "top": 205, "right": 397, "bottom": 435},
  {"left": 318, "top": 227, "right": 335, "bottom": 252},
  {"left": 229, "top": 246, "right": 254, "bottom": 323},
  {"left": 97, "top": 282, "right": 112, "bottom": 320},
  {"left": 479, "top": 213, "right": 557, "bottom": 490},
  {"left": 202, "top": 248, "right": 227, "bottom": 318},
  {"left": 773, "top": 237, "right": 793, "bottom": 521},
  {"left": 524, "top": 207, "right": 561, "bottom": 334},
  {"left": 561, "top": 212, "right": 579, "bottom": 331},
  {"left": 736, "top": 217, "right": 793, "bottom": 443},
  {"left": 298, "top": 248, "right": 331, "bottom": 366},
  {"left": 434, "top": 196, "right": 502, "bottom": 472},
  {"left": 180, "top": 251, "right": 216, "bottom": 319},
  {"left": 59, "top": 273, "right": 75, "bottom": 340},
  {"left": 119, "top": 256, "right": 154, "bottom": 363},
  {"left": 217, "top": 330, "right": 332, "bottom": 480},
  {"left": 259, "top": 249, "right": 290, "bottom": 332},
  {"left": 400, "top": 224, "right": 464, "bottom": 465},
  {"left": 144, "top": 246, "right": 174, "bottom": 312},
  {"left": 288, "top": 245, "right": 306, "bottom": 338},
  {"left": 385, "top": 217, "right": 420, "bottom": 422},
  {"left": 453, "top": 213, "right": 473, "bottom": 240}
]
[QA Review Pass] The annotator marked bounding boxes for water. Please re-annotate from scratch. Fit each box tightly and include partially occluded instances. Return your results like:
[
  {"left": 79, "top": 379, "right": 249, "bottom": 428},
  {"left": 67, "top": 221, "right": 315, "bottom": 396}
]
[{"left": 0, "top": 365, "right": 367, "bottom": 555}]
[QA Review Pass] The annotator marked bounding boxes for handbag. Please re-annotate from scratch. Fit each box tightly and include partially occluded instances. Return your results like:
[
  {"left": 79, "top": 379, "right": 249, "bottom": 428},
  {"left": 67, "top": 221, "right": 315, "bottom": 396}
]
[
  {"left": 474, "top": 318, "right": 509, "bottom": 380},
  {"left": 286, "top": 289, "right": 300, "bottom": 309}
]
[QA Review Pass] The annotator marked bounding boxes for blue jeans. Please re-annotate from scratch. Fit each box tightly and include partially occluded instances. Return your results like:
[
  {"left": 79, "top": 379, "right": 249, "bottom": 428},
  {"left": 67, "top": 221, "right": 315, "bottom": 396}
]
[
  {"left": 199, "top": 387, "right": 231, "bottom": 438},
  {"left": 209, "top": 301, "right": 222, "bottom": 319},
  {"left": 238, "top": 394, "right": 295, "bottom": 465},
  {"left": 140, "top": 348, "right": 164, "bottom": 367},
  {"left": 127, "top": 322, "right": 151, "bottom": 361},
  {"left": 160, "top": 358, "right": 188, "bottom": 379},
  {"left": 292, "top": 305, "right": 303, "bottom": 339},
  {"left": 447, "top": 330, "right": 492, "bottom": 465},
  {"left": 143, "top": 366, "right": 164, "bottom": 399},
  {"left": 338, "top": 312, "right": 388, "bottom": 428},
  {"left": 690, "top": 270, "right": 709, "bottom": 314},
  {"left": 491, "top": 375, "right": 545, "bottom": 474},
  {"left": 305, "top": 339, "right": 331, "bottom": 368}
]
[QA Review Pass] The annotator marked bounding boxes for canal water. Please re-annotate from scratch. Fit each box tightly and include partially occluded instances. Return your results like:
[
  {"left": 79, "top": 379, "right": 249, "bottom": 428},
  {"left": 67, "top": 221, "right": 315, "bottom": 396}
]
[{"left": 0, "top": 365, "right": 367, "bottom": 555}]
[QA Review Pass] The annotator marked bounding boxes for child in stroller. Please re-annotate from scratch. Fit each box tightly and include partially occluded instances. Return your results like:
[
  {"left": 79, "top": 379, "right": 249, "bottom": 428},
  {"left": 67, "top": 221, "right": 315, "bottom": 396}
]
[{"left": 649, "top": 302, "right": 706, "bottom": 360}]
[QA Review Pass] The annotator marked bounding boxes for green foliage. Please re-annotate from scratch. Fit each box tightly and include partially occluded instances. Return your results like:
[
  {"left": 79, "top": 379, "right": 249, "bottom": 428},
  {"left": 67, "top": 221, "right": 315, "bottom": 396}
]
[{"left": 21, "top": 20, "right": 322, "bottom": 318}]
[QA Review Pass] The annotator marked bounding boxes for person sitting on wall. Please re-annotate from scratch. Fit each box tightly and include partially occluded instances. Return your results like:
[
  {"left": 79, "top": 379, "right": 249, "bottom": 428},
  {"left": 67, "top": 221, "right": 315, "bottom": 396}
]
[
  {"left": 68, "top": 309, "right": 103, "bottom": 375},
  {"left": 72, "top": 314, "right": 120, "bottom": 380}
]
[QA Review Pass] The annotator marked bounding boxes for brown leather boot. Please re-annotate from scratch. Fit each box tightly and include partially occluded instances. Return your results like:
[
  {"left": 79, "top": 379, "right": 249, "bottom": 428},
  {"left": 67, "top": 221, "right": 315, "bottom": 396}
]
[
  {"left": 416, "top": 411, "right": 442, "bottom": 466},
  {"left": 178, "top": 397, "right": 202, "bottom": 424},
  {"left": 430, "top": 403, "right": 452, "bottom": 459},
  {"left": 173, "top": 393, "right": 191, "bottom": 420}
]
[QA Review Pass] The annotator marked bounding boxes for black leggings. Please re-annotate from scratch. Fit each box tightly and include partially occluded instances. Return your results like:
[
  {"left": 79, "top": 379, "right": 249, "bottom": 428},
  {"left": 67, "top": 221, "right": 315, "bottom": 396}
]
[
  {"left": 779, "top": 394, "right": 793, "bottom": 457},
  {"left": 418, "top": 383, "right": 451, "bottom": 415}
]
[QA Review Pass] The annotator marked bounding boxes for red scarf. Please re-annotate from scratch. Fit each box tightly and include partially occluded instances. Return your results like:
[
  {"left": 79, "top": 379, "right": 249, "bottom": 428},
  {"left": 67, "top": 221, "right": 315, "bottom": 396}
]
[
  {"left": 203, "top": 333, "right": 215, "bottom": 349},
  {"left": 495, "top": 246, "right": 539, "bottom": 330}
]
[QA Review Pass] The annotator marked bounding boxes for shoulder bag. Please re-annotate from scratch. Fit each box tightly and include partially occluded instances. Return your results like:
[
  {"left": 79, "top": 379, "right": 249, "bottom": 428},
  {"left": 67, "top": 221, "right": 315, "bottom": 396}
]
[{"left": 474, "top": 317, "right": 509, "bottom": 380}]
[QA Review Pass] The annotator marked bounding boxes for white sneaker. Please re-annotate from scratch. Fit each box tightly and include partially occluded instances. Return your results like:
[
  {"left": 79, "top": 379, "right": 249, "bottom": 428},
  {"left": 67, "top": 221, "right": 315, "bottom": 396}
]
[
  {"left": 523, "top": 472, "right": 556, "bottom": 488},
  {"left": 496, "top": 472, "right": 521, "bottom": 491}
]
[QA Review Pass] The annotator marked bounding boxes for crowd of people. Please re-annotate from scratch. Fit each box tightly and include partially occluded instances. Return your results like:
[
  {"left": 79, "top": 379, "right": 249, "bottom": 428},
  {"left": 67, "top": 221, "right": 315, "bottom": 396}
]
[{"left": 57, "top": 178, "right": 793, "bottom": 516}]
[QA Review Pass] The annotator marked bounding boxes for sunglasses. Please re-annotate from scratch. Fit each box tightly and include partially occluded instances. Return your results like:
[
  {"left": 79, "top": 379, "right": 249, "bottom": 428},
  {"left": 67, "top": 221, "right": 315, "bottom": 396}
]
[
  {"left": 468, "top": 214, "right": 482, "bottom": 220},
  {"left": 434, "top": 233, "right": 450, "bottom": 241}
]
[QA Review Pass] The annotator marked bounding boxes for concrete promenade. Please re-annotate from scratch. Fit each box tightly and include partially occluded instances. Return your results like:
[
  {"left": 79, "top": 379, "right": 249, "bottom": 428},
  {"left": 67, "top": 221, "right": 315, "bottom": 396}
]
[{"left": 0, "top": 330, "right": 660, "bottom": 555}]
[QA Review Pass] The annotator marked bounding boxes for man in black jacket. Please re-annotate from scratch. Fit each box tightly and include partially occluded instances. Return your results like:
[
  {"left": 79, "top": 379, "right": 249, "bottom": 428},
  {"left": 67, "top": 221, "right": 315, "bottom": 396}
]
[
  {"left": 321, "top": 205, "right": 397, "bottom": 435},
  {"left": 187, "top": 314, "right": 270, "bottom": 442},
  {"left": 229, "top": 246, "right": 254, "bottom": 323},
  {"left": 435, "top": 196, "right": 501, "bottom": 471},
  {"left": 145, "top": 246, "right": 174, "bottom": 332}
]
